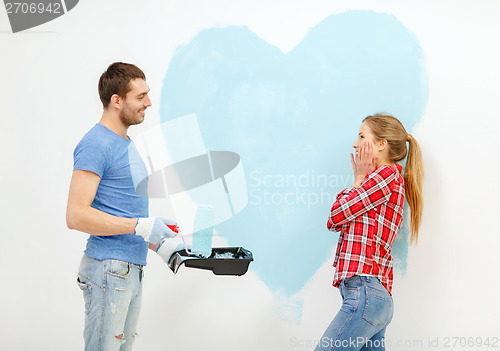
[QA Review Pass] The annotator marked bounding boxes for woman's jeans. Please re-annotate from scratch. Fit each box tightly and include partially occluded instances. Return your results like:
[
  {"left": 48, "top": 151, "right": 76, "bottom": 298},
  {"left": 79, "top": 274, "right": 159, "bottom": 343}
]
[
  {"left": 315, "top": 275, "right": 394, "bottom": 351},
  {"left": 77, "top": 254, "right": 144, "bottom": 351}
]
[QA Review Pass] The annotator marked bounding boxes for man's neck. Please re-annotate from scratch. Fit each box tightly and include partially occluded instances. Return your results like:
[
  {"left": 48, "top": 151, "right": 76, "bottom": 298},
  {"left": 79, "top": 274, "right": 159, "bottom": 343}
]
[{"left": 99, "top": 111, "right": 129, "bottom": 139}]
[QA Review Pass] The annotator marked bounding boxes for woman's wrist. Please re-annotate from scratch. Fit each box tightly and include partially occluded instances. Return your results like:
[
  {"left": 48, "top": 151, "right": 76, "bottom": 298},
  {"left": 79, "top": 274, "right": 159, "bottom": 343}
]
[{"left": 352, "top": 175, "right": 365, "bottom": 187}]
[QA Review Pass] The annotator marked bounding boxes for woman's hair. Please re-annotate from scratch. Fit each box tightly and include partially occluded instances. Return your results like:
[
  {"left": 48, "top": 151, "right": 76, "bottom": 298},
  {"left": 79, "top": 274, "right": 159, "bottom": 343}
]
[{"left": 363, "top": 113, "right": 424, "bottom": 244}]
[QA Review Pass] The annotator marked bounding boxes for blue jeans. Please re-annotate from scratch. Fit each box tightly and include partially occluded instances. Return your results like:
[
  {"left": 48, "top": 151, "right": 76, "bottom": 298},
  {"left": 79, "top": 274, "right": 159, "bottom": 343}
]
[
  {"left": 77, "top": 254, "right": 144, "bottom": 351},
  {"left": 315, "top": 275, "right": 394, "bottom": 351}
]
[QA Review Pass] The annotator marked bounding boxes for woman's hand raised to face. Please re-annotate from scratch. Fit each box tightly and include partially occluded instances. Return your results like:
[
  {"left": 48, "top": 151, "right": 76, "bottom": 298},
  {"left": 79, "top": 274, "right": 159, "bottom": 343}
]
[{"left": 350, "top": 141, "right": 377, "bottom": 187}]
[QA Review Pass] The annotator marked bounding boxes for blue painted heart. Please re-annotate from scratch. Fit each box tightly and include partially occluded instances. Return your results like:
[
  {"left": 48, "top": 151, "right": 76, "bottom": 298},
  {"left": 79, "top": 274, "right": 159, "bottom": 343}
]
[{"left": 159, "top": 10, "right": 428, "bottom": 294}]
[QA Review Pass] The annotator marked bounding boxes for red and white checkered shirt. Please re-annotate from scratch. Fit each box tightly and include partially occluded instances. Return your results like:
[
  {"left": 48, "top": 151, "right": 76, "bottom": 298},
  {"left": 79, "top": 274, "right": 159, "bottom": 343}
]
[{"left": 327, "top": 164, "right": 404, "bottom": 294}]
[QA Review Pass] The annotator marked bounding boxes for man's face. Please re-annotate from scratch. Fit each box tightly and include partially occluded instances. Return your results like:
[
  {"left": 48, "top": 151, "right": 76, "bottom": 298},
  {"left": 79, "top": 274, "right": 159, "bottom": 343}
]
[{"left": 119, "top": 78, "right": 151, "bottom": 126}]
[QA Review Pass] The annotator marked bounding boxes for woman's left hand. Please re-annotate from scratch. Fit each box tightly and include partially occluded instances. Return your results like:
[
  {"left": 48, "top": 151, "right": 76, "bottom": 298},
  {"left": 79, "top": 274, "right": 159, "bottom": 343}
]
[{"left": 351, "top": 141, "right": 377, "bottom": 187}]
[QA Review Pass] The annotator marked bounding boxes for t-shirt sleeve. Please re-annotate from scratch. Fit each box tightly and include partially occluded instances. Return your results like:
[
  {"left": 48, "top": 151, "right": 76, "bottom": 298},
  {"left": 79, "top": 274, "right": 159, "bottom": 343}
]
[{"left": 73, "top": 138, "right": 108, "bottom": 178}]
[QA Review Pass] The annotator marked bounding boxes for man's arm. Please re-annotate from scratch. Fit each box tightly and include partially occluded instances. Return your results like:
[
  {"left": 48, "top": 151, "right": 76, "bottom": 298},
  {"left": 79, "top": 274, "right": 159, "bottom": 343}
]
[{"left": 66, "top": 170, "right": 137, "bottom": 235}]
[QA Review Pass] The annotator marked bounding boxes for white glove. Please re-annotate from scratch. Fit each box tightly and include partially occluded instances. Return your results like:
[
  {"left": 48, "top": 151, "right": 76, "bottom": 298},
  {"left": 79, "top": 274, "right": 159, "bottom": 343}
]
[
  {"left": 156, "top": 236, "right": 185, "bottom": 263},
  {"left": 135, "top": 217, "right": 178, "bottom": 245}
]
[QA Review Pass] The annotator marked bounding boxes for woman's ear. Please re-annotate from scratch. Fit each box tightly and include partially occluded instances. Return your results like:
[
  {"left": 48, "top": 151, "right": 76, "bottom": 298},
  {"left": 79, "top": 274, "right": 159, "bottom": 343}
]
[{"left": 378, "top": 139, "right": 388, "bottom": 152}]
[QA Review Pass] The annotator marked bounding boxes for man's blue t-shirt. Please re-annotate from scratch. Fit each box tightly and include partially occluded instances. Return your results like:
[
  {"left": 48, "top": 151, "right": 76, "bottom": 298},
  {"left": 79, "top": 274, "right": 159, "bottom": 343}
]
[{"left": 73, "top": 123, "right": 149, "bottom": 265}]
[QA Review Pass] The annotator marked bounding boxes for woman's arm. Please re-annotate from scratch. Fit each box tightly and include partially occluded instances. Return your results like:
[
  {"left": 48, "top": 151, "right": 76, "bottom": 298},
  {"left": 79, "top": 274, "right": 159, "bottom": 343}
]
[
  {"left": 327, "top": 188, "right": 354, "bottom": 232},
  {"left": 327, "top": 166, "right": 397, "bottom": 230}
]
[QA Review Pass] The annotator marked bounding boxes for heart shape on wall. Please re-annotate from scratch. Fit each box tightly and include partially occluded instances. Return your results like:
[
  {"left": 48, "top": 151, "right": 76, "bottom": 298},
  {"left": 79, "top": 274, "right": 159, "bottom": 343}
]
[{"left": 159, "top": 10, "right": 428, "bottom": 295}]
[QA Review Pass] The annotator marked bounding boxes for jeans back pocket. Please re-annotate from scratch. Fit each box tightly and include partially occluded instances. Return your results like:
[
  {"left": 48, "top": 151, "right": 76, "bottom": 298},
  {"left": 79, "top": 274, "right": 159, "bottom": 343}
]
[{"left": 362, "top": 286, "right": 393, "bottom": 326}]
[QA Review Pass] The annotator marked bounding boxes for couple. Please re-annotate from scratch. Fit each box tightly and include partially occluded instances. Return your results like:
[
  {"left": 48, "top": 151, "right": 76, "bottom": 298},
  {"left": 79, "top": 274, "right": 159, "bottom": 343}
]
[{"left": 67, "top": 62, "right": 423, "bottom": 351}]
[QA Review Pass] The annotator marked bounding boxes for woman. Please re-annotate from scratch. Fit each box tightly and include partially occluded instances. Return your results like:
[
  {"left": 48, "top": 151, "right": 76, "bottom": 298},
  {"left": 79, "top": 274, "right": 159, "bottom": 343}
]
[{"left": 316, "top": 114, "right": 423, "bottom": 351}]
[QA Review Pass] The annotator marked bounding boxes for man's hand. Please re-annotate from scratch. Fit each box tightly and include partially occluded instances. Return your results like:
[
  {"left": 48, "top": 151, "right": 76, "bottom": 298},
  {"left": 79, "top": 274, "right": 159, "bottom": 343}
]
[
  {"left": 135, "top": 217, "right": 178, "bottom": 245},
  {"left": 155, "top": 236, "right": 185, "bottom": 263}
]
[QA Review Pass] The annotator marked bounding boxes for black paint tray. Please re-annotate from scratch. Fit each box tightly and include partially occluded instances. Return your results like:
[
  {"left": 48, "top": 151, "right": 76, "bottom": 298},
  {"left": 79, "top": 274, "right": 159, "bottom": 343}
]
[{"left": 168, "top": 247, "right": 253, "bottom": 276}]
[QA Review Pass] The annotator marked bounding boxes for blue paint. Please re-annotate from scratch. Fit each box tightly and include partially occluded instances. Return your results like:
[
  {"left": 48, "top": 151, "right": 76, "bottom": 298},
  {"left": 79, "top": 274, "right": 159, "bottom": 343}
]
[
  {"left": 160, "top": 10, "right": 428, "bottom": 294},
  {"left": 191, "top": 205, "right": 215, "bottom": 257},
  {"left": 393, "top": 201, "right": 410, "bottom": 276}
]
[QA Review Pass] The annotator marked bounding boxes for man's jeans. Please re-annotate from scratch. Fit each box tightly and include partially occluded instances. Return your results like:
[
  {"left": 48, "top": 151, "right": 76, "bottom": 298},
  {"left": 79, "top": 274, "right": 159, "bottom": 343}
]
[
  {"left": 77, "top": 254, "right": 144, "bottom": 351},
  {"left": 315, "top": 275, "right": 394, "bottom": 351}
]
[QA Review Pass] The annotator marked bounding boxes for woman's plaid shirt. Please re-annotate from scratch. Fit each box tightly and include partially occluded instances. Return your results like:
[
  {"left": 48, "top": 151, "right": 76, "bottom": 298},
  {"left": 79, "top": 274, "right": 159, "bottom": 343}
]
[{"left": 327, "top": 164, "right": 404, "bottom": 294}]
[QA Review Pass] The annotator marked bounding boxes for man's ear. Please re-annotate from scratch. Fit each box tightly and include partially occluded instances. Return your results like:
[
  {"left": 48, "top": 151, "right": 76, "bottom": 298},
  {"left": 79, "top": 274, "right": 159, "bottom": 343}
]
[{"left": 109, "top": 94, "right": 121, "bottom": 109}]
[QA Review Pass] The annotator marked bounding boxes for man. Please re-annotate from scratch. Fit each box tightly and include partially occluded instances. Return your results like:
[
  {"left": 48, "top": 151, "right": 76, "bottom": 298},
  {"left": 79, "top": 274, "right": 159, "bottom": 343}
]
[{"left": 67, "top": 62, "right": 177, "bottom": 351}]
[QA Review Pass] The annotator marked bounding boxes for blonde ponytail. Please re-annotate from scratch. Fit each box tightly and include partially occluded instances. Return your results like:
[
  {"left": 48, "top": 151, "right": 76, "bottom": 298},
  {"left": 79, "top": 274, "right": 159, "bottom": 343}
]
[
  {"left": 363, "top": 114, "right": 424, "bottom": 244},
  {"left": 404, "top": 135, "right": 424, "bottom": 244}
]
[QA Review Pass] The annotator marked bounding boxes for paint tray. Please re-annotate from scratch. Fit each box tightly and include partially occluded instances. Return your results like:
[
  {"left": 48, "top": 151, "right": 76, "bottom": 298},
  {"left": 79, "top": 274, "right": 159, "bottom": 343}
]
[{"left": 168, "top": 247, "right": 253, "bottom": 276}]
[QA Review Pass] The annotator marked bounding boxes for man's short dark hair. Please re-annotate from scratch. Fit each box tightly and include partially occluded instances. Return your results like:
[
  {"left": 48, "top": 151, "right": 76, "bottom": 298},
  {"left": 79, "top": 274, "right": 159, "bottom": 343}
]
[{"left": 98, "top": 62, "right": 146, "bottom": 108}]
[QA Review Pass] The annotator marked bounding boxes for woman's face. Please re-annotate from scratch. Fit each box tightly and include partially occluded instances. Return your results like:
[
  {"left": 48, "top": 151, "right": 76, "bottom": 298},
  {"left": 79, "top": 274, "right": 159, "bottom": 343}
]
[{"left": 353, "top": 122, "right": 378, "bottom": 152}]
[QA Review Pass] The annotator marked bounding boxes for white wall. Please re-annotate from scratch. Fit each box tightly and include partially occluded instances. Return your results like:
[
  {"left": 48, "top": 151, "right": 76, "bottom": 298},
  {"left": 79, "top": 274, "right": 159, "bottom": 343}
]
[{"left": 1, "top": 1, "right": 499, "bottom": 350}]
